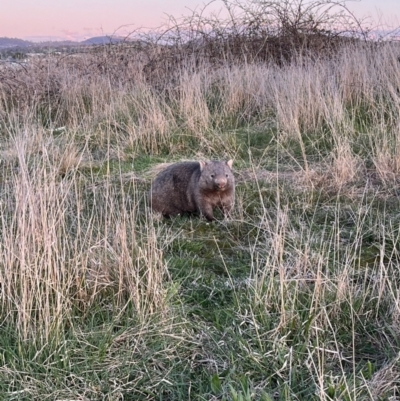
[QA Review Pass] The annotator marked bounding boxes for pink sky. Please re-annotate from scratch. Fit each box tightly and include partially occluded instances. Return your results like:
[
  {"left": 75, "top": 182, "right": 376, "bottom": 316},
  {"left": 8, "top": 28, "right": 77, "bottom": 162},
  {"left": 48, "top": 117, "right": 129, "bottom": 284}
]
[{"left": 1, "top": 0, "right": 399, "bottom": 42}]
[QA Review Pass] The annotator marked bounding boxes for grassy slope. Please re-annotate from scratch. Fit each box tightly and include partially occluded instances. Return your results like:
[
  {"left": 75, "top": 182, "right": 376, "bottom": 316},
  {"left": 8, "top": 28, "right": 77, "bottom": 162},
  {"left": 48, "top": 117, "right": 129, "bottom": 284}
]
[{"left": 1, "top": 42, "right": 400, "bottom": 401}]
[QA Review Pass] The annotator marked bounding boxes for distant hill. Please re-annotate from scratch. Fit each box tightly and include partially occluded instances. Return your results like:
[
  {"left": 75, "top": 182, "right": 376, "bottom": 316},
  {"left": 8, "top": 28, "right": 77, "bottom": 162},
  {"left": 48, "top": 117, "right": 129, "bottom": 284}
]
[
  {"left": 0, "top": 37, "right": 33, "bottom": 48},
  {"left": 0, "top": 36, "right": 127, "bottom": 50}
]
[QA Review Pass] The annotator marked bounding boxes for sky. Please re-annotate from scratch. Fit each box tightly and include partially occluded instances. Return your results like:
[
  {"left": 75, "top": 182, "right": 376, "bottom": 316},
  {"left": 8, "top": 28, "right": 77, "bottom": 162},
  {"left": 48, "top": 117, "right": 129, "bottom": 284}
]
[{"left": 1, "top": 0, "right": 399, "bottom": 42}]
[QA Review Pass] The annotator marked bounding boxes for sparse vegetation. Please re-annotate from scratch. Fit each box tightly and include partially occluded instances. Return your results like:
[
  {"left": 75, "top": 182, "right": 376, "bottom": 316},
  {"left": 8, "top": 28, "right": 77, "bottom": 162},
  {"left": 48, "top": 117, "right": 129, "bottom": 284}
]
[{"left": 1, "top": 1, "right": 400, "bottom": 400}]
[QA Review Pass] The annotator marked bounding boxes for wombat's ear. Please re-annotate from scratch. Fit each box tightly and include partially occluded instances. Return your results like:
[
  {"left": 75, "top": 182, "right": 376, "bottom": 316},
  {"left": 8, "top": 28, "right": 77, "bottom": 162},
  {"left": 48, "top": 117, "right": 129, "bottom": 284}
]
[
  {"left": 199, "top": 161, "right": 206, "bottom": 171},
  {"left": 226, "top": 160, "right": 233, "bottom": 169}
]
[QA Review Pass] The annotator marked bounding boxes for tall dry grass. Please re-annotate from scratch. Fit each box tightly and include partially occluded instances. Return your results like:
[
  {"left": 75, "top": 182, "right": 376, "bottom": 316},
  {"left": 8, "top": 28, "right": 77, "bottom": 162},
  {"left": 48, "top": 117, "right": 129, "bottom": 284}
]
[
  {"left": 0, "top": 127, "right": 168, "bottom": 344},
  {"left": 1, "top": 40, "right": 399, "bottom": 310},
  {"left": 2, "top": 41, "right": 398, "bottom": 154},
  {"left": 1, "top": 40, "right": 399, "bottom": 329}
]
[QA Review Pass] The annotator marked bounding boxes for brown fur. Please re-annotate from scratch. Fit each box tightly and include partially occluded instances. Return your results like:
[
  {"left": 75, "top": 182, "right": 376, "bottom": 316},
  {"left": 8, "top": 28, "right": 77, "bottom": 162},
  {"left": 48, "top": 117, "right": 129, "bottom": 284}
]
[{"left": 149, "top": 160, "right": 235, "bottom": 221}]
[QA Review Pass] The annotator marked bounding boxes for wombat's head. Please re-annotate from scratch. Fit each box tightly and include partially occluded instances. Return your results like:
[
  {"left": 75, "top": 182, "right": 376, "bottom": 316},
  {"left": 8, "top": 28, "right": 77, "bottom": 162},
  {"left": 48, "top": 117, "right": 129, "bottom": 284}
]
[{"left": 199, "top": 160, "right": 234, "bottom": 192}]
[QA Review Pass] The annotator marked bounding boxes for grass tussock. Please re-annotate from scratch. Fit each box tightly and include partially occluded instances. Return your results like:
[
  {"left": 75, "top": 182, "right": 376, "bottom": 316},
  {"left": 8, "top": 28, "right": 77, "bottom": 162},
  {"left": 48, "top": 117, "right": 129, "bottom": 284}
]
[
  {"left": 1, "top": 2, "right": 400, "bottom": 398},
  {"left": 0, "top": 130, "right": 168, "bottom": 345}
]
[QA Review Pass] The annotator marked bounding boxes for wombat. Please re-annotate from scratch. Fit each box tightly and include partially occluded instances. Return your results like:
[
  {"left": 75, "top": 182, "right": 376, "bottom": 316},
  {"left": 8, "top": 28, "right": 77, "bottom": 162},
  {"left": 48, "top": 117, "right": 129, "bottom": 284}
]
[{"left": 149, "top": 160, "right": 235, "bottom": 221}]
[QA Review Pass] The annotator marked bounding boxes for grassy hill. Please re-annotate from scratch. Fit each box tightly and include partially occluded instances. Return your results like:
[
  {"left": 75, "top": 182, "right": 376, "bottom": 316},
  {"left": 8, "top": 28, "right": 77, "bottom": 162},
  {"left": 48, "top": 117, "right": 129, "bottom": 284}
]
[{"left": 1, "top": 2, "right": 400, "bottom": 399}]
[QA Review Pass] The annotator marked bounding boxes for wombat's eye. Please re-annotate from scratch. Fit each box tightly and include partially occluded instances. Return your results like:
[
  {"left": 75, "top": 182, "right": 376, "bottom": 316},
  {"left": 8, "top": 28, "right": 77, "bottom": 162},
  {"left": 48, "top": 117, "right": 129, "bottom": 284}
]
[
  {"left": 226, "top": 174, "right": 229, "bottom": 178},
  {"left": 210, "top": 174, "right": 215, "bottom": 178}
]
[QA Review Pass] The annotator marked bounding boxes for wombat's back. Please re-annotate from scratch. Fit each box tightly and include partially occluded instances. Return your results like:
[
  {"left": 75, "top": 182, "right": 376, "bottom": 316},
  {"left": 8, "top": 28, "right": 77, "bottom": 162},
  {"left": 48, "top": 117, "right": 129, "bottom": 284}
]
[{"left": 149, "top": 162, "right": 201, "bottom": 216}]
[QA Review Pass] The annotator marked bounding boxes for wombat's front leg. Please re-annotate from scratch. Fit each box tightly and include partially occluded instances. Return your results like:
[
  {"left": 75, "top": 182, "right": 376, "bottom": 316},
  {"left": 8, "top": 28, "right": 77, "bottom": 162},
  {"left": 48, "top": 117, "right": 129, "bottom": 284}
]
[
  {"left": 199, "top": 204, "right": 215, "bottom": 221},
  {"left": 220, "top": 203, "right": 233, "bottom": 218},
  {"left": 218, "top": 196, "right": 234, "bottom": 218}
]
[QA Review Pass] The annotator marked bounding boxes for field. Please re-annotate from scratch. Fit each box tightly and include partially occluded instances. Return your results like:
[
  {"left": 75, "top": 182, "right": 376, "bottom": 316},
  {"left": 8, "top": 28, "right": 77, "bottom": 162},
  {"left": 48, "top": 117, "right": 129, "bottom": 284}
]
[{"left": 1, "top": 11, "right": 400, "bottom": 400}]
